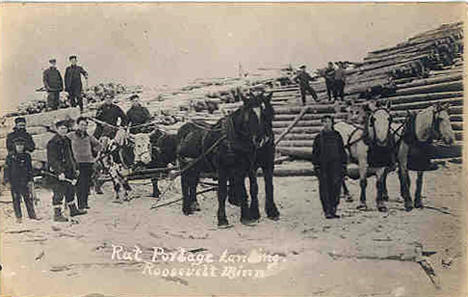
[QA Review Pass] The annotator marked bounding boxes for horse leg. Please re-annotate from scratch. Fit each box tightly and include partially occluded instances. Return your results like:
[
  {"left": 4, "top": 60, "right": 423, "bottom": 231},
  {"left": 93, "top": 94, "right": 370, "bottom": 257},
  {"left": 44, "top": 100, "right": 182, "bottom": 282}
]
[
  {"left": 264, "top": 166, "right": 280, "bottom": 220},
  {"left": 227, "top": 177, "right": 241, "bottom": 207},
  {"left": 376, "top": 168, "right": 388, "bottom": 212},
  {"left": 398, "top": 144, "right": 413, "bottom": 212},
  {"left": 342, "top": 179, "right": 353, "bottom": 202},
  {"left": 217, "top": 170, "right": 229, "bottom": 227},
  {"left": 248, "top": 168, "right": 260, "bottom": 220},
  {"left": 151, "top": 177, "right": 161, "bottom": 198},
  {"left": 414, "top": 171, "right": 424, "bottom": 209},
  {"left": 189, "top": 172, "right": 201, "bottom": 212},
  {"left": 181, "top": 173, "right": 192, "bottom": 215},
  {"left": 356, "top": 161, "right": 368, "bottom": 210},
  {"left": 381, "top": 169, "right": 389, "bottom": 202}
]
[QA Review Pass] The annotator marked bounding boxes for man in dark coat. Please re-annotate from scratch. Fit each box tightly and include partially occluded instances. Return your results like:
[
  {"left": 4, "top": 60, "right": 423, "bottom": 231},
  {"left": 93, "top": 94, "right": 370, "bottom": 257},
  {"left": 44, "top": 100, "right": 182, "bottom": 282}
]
[
  {"left": 334, "top": 62, "right": 346, "bottom": 101},
  {"left": 127, "top": 95, "right": 152, "bottom": 134},
  {"left": 324, "top": 62, "right": 336, "bottom": 102},
  {"left": 293, "top": 65, "right": 318, "bottom": 105},
  {"left": 93, "top": 94, "right": 128, "bottom": 139},
  {"left": 47, "top": 120, "right": 87, "bottom": 222},
  {"left": 65, "top": 55, "right": 88, "bottom": 112},
  {"left": 43, "top": 58, "right": 64, "bottom": 110},
  {"left": 6, "top": 117, "right": 35, "bottom": 154},
  {"left": 312, "top": 115, "right": 347, "bottom": 219},
  {"left": 3, "top": 137, "right": 39, "bottom": 223}
]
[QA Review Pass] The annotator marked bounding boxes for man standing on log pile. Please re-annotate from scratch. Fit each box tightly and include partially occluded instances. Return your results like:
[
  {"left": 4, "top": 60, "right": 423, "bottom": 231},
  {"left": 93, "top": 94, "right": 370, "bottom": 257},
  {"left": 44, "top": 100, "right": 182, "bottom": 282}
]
[
  {"left": 324, "top": 62, "right": 336, "bottom": 102},
  {"left": 334, "top": 62, "right": 346, "bottom": 102},
  {"left": 43, "top": 58, "right": 64, "bottom": 111},
  {"left": 6, "top": 117, "right": 35, "bottom": 155},
  {"left": 65, "top": 55, "right": 88, "bottom": 113},
  {"left": 47, "top": 120, "right": 87, "bottom": 222},
  {"left": 293, "top": 65, "right": 318, "bottom": 105},
  {"left": 312, "top": 115, "right": 347, "bottom": 219}
]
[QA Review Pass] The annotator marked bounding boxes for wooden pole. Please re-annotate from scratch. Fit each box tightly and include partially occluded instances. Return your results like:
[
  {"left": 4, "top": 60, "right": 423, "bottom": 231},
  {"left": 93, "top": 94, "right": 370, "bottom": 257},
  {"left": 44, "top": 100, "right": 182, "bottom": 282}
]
[{"left": 274, "top": 106, "right": 309, "bottom": 146}]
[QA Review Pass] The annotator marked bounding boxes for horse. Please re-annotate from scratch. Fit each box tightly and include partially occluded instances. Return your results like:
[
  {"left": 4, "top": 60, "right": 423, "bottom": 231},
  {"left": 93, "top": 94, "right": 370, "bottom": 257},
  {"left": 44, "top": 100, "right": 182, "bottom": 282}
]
[
  {"left": 228, "top": 90, "right": 280, "bottom": 221},
  {"left": 176, "top": 91, "right": 268, "bottom": 227},
  {"left": 113, "top": 126, "right": 178, "bottom": 198},
  {"left": 393, "top": 103, "right": 455, "bottom": 211},
  {"left": 335, "top": 101, "right": 394, "bottom": 212}
]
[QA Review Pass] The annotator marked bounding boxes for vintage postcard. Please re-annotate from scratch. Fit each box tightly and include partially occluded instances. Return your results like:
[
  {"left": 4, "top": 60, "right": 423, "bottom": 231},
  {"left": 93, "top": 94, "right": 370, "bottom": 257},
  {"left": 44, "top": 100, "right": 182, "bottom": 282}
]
[{"left": 0, "top": 3, "right": 466, "bottom": 297}]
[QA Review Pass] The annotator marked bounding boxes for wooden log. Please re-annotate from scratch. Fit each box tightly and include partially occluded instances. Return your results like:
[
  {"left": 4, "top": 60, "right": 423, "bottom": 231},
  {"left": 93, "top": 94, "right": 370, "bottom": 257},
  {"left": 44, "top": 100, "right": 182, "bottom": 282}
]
[
  {"left": 387, "top": 91, "right": 463, "bottom": 105},
  {"left": 273, "top": 119, "right": 325, "bottom": 128},
  {"left": 393, "top": 81, "right": 463, "bottom": 97},
  {"left": 274, "top": 106, "right": 310, "bottom": 146},
  {"left": 390, "top": 97, "right": 463, "bottom": 111},
  {"left": 275, "top": 133, "right": 316, "bottom": 141},
  {"left": 274, "top": 113, "right": 347, "bottom": 122},
  {"left": 276, "top": 140, "right": 314, "bottom": 147},
  {"left": 273, "top": 126, "right": 321, "bottom": 135},
  {"left": 275, "top": 104, "right": 338, "bottom": 115},
  {"left": 396, "top": 74, "right": 462, "bottom": 89}
]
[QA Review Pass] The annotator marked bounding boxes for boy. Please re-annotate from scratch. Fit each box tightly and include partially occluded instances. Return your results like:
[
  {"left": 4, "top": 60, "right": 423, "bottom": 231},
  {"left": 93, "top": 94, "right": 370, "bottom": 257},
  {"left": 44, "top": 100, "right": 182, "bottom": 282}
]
[{"left": 3, "top": 137, "right": 39, "bottom": 223}]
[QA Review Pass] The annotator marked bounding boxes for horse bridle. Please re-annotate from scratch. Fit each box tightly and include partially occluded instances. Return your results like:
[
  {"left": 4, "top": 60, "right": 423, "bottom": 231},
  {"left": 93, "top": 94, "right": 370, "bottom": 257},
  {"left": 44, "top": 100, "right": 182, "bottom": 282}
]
[{"left": 368, "top": 107, "right": 393, "bottom": 146}]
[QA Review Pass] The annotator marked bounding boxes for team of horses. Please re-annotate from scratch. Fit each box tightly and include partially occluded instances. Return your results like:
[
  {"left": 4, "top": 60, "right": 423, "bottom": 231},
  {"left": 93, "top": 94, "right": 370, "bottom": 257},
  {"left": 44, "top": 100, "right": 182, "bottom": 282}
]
[{"left": 99, "top": 88, "right": 456, "bottom": 227}]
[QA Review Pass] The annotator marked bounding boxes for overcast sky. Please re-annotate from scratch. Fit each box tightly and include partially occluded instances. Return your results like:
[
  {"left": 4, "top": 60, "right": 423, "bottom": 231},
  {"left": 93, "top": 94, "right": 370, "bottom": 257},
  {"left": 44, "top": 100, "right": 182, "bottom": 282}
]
[{"left": 0, "top": 3, "right": 463, "bottom": 113}]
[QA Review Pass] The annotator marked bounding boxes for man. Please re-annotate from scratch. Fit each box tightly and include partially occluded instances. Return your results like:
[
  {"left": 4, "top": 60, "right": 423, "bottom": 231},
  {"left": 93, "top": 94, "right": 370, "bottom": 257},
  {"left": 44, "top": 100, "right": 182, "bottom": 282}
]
[
  {"left": 47, "top": 120, "right": 87, "bottom": 222},
  {"left": 293, "top": 65, "right": 318, "bottom": 105},
  {"left": 43, "top": 58, "right": 64, "bottom": 111},
  {"left": 334, "top": 62, "right": 346, "bottom": 101},
  {"left": 65, "top": 55, "right": 88, "bottom": 112},
  {"left": 6, "top": 117, "right": 35, "bottom": 154},
  {"left": 67, "top": 117, "right": 102, "bottom": 210},
  {"left": 93, "top": 94, "right": 128, "bottom": 139},
  {"left": 126, "top": 95, "right": 152, "bottom": 134},
  {"left": 324, "top": 62, "right": 336, "bottom": 101},
  {"left": 312, "top": 115, "right": 347, "bottom": 219},
  {"left": 3, "top": 137, "right": 39, "bottom": 223}
]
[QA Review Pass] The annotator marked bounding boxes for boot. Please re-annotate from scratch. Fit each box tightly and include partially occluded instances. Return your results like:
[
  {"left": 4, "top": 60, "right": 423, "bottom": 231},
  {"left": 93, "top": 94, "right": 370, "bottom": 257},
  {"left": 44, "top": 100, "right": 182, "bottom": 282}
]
[
  {"left": 69, "top": 203, "right": 87, "bottom": 217},
  {"left": 54, "top": 206, "right": 68, "bottom": 222}
]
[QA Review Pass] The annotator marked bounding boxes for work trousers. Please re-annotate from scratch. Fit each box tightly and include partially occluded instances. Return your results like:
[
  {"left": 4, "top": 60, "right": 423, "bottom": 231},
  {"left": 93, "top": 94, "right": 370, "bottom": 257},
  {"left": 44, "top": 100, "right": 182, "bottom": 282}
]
[
  {"left": 69, "top": 88, "right": 83, "bottom": 112},
  {"left": 47, "top": 91, "right": 60, "bottom": 110},
  {"left": 299, "top": 84, "right": 318, "bottom": 105},
  {"left": 11, "top": 186, "right": 36, "bottom": 219},
  {"left": 318, "top": 160, "right": 344, "bottom": 216},
  {"left": 325, "top": 79, "right": 335, "bottom": 101},
  {"left": 52, "top": 180, "right": 75, "bottom": 207},
  {"left": 77, "top": 163, "right": 93, "bottom": 209},
  {"left": 334, "top": 80, "right": 345, "bottom": 101}
]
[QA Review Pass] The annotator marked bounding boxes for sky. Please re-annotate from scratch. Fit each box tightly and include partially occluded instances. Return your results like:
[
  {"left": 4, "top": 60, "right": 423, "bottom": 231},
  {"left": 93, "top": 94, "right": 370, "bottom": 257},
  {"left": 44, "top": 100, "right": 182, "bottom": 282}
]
[{"left": 0, "top": 3, "right": 464, "bottom": 113}]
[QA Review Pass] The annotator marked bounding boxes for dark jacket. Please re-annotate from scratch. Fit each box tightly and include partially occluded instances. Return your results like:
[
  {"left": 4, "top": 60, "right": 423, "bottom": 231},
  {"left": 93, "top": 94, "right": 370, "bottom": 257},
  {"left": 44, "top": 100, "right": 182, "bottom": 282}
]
[
  {"left": 46, "top": 134, "right": 77, "bottom": 179},
  {"left": 65, "top": 65, "right": 88, "bottom": 92},
  {"left": 293, "top": 71, "right": 314, "bottom": 87},
  {"left": 312, "top": 129, "right": 347, "bottom": 168},
  {"left": 94, "top": 103, "right": 128, "bottom": 138},
  {"left": 324, "top": 66, "right": 336, "bottom": 81},
  {"left": 3, "top": 152, "right": 33, "bottom": 188},
  {"left": 6, "top": 128, "right": 36, "bottom": 154},
  {"left": 43, "top": 67, "right": 64, "bottom": 92},
  {"left": 127, "top": 105, "right": 151, "bottom": 129}
]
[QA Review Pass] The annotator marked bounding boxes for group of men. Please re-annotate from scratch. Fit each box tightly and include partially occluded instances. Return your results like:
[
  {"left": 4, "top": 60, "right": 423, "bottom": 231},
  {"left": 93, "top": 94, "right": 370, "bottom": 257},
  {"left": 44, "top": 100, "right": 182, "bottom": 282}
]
[
  {"left": 292, "top": 62, "right": 347, "bottom": 106},
  {"left": 3, "top": 92, "right": 153, "bottom": 223},
  {"left": 43, "top": 55, "right": 88, "bottom": 112}
]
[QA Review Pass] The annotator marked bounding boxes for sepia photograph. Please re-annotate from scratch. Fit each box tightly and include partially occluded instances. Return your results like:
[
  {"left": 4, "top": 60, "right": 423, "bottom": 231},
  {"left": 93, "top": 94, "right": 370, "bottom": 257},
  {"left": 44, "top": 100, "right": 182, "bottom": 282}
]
[{"left": 0, "top": 3, "right": 466, "bottom": 297}]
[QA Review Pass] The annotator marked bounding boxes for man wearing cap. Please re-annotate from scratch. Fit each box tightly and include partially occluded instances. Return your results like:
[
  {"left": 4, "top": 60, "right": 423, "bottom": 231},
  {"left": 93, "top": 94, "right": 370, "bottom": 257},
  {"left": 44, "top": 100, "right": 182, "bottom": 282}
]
[
  {"left": 324, "top": 62, "right": 337, "bottom": 102},
  {"left": 293, "top": 65, "right": 318, "bottom": 105},
  {"left": 312, "top": 115, "right": 347, "bottom": 219},
  {"left": 65, "top": 55, "right": 88, "bottom": 112},
  {"left": 3, "top": 137, "right": 39, "bottom": 223},
  {"left": 43, "top": 58, "right": 64, "bottom": 111},
  {"left": 93, "top": 94, "right": 128, "bottom": 139},
  {"left": 67, "top": 117, "right": 102, "bottom": 210},
  {"left": 334, "top": 62, "right": 346, "bottom": 102},
  {"left": 6, "top": 117, "right": 35, "bottom": 154},
  {"left": 126, "top": 95, "right": 152, "bottom": 134},
  {"left": 47, "top": 120, "right": 87, "bottom": 222}
]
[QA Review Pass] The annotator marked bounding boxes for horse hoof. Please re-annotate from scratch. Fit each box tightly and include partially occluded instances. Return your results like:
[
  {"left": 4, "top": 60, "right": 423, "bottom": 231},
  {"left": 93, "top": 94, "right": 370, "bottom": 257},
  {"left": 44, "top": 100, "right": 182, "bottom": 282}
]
[
  {"left": 218, "top": 219, "right": 230, "bottom": 228},
  {"left": 152, "top": 192, "right": 161, "bottom": 199},
  {"left": 250, "top": 212, "right": 261, "bottom": 221},
  {"left": 378, "top": 206, "right": 388, "bottom": 212},
  {"left": 382, "top": 195, "right": 389, "bottom": 202},
  {"left": 414, "top": 203, "right": 424, "bottom": 209},
  {"left": 183, "top": 209, "right": 194, "bottom": 216},
  {"left": 345, "top": 196, "right": 354, "bottom": 203},
  {"left": 267, "top": 214, "right": 280, "bottom": 221},
  {"left": 405, "top": 206, "right": 413, "bottom": 212},
  {"left": 241, "top": 218, "right": 258, "bottom": 226},
  {"left": 356, "top": 204, "right": 368, "bottom": 211}
]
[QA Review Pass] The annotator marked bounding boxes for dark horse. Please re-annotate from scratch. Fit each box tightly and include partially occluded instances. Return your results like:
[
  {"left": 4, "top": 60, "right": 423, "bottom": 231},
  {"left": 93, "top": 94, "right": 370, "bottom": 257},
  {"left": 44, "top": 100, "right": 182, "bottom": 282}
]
[
  {"left": 113, "top": 127, "right": 178, "bottom": 198},
  {"left": 177, "top": 92, "right": 268, "bottom": 227},
  {"left": 228, "top": 90, "right": 280, "bottom": 221}
]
